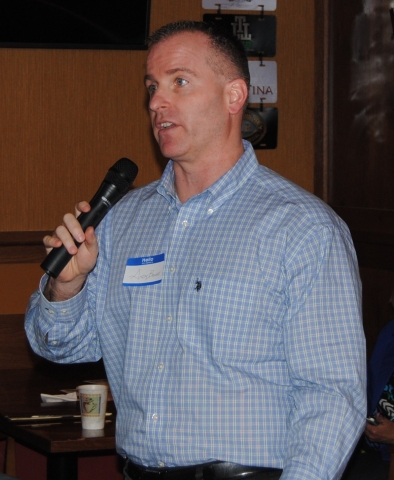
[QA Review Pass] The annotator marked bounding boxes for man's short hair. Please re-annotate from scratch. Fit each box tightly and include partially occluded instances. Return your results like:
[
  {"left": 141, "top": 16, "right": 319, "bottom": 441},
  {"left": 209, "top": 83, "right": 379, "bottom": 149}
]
[{"left": 147, "top": 20, "right": 250, "bottom": 90}]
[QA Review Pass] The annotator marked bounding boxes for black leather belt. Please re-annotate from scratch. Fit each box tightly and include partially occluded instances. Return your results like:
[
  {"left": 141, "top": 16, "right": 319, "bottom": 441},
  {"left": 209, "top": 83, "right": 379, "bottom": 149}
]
[{"left": 124, "top": 460, "right": 283, "bottom": 480}]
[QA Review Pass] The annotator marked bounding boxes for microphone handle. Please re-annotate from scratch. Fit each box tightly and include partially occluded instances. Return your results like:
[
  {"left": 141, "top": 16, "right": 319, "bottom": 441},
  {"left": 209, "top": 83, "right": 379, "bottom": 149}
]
[{"left": 40, "top": 243, "right": 80, "bottom": 279}]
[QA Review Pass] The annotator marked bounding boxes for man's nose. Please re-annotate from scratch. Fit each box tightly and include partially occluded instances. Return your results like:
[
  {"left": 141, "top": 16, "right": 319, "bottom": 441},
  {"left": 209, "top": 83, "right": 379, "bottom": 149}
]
[{"left": 149, "top": 88, "right": 169, "bottom": 112}]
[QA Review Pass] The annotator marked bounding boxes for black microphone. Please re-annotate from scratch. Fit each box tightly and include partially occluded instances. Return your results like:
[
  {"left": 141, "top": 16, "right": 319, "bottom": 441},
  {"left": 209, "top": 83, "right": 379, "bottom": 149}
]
[{"left": 41, "top": 157, "right": 138, "bottom": 278}]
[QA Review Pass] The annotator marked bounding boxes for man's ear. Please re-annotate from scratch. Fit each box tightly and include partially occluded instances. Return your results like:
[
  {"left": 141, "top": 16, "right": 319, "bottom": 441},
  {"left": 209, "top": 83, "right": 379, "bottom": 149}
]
[{"left": 227, "top": 79, "right": 249, "bottom": 115}]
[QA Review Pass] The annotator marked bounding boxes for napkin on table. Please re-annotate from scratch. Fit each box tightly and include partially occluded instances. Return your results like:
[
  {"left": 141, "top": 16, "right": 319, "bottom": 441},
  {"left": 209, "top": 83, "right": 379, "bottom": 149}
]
[{"left": 40, "top": 392, "right": 78, "bottom": 403}]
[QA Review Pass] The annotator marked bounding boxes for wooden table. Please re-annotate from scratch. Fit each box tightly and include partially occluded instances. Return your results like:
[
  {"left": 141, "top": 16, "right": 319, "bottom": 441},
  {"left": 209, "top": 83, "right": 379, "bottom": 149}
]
[{"left": 0, "top": 362, "right": 117, "bottom": 480}]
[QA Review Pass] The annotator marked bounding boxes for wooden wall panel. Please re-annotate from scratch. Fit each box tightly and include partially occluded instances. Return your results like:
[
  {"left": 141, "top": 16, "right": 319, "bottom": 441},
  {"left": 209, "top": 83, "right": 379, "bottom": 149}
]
[
  {"left": 0, "top": 264, "right": 43, "bottom": 315},
  {"left": 329, "top": 2, "right": 394, "bottom": 353},
  {"left": 0, "top": 0, "right": 321, "bottom": 313},
  {"left": 330, "top": 1, "right": 394, "bottom": 210},
  {"left": 0, "top": 48, "right": 156, "bottom": 231},
  {"left": 333, "top": 207, "right": 394, "bottom": 356}
]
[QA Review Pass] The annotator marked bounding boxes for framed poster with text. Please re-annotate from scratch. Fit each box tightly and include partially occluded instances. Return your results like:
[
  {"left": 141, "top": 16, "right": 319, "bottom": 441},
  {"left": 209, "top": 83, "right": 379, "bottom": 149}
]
[
  {"left": 202, "top": 0, "right": 277, "bottom": 11},
  {"left": 202, "top": 14, "right": 276, "bottom": 57}
]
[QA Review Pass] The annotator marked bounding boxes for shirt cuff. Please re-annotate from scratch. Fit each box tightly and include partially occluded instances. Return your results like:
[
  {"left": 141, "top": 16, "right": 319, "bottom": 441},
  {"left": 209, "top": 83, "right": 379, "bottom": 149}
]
[{"left": 38, "top": 274, "right": 88, "bottom": 334}]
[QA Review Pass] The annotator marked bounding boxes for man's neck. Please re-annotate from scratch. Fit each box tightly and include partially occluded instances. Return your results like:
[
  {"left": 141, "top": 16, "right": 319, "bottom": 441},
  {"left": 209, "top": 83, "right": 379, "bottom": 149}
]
[{"left": 173, "top": 141, "right": 245, "bottom": 203}]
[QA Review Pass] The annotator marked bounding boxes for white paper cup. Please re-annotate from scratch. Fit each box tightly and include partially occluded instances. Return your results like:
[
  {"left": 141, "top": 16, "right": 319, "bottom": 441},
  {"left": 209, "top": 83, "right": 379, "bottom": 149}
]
[{"left": 77, "top": 384, "right": 108, "bottom": 430}]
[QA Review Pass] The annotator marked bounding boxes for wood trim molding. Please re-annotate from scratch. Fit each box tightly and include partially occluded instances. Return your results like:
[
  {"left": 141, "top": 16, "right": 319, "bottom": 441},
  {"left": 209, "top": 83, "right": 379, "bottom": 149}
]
[{"left": 0, "top": 231, "right": 50, "bottom": 264}]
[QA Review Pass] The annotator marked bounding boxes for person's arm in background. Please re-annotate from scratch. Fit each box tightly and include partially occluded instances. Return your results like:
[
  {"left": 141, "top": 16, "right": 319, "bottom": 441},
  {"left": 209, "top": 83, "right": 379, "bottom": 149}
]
[
  {"left": 366, "top": 413, "right": 394, "bottom": 445},
  {"left": 25, "top": 201, "right": 106, "bottom": 363},
  {"left": 281, "top": 220, "right": 366, "bottom": 480}
]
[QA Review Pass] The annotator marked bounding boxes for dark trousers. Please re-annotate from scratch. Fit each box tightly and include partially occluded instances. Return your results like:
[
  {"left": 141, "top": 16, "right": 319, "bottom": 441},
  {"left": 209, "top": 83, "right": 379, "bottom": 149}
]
[{"left": 341, "top": 441, "right": 389, "bottom": 480}]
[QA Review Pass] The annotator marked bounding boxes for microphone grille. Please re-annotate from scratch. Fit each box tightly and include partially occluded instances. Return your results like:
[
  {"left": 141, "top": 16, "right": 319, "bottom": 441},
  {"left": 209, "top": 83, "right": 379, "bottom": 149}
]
[{"left": 105, "top": 157, "right": 139, "bottom": 193}]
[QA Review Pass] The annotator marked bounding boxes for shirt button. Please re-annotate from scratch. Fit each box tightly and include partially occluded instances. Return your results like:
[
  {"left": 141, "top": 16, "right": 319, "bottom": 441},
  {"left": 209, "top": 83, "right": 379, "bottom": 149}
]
[
  {"left": 152, "top": 413, "right": 159, "bottom": 421},
  {"left": 158, "top": 363, "right": 164, "bottom": 371},
  {"left": 61, "top": 309, "right": 68, "bottom": 314},
  {"left": 51, "top": 341, "right": 57, "bottom": 346},
  {"left": 207, "top": 208, "right": 214, "bottom": 215},
  {"left": 182, "top": 220, "right": 189, "bottom": 227},
  {"left": 158, "top": 462, "right": 165, "bottom": 468},
  {"left": 166, "top": 315, "right": 172, "bottom": 322},
  {"left": 169, "top": 266, "right": 175, "bottom": 273}
]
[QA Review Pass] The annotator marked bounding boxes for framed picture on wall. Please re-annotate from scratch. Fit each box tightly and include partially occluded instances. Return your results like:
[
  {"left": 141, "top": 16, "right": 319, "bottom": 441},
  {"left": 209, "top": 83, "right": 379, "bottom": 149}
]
[{"left": 0, "top": 0, "right": 151, "bottom": 50}]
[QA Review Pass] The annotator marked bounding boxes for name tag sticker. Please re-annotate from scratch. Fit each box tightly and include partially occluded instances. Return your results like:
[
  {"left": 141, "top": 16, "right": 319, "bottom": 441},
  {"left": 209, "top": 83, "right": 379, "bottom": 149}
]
[{"left": 123, "top": 254, "right": 165, "bottom": 286}]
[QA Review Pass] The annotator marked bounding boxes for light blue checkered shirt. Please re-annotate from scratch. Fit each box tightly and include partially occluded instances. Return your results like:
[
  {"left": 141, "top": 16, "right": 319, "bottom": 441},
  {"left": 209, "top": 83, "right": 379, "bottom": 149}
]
[{"left": 26, "top": 141, "right": 366, "bottom": 480}]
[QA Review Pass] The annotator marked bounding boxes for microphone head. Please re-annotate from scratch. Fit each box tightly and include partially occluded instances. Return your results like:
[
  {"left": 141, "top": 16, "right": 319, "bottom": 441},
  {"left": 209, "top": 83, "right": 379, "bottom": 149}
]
[{"left": 105, "top": 157, "right": 139, "bottom": 193}]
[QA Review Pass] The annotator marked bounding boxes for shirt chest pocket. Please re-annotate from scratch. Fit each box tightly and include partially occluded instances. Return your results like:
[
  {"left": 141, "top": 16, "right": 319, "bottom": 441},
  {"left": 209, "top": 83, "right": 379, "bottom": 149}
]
[{"left": 176, "top": 276, "right": 285, "bottom": 365}]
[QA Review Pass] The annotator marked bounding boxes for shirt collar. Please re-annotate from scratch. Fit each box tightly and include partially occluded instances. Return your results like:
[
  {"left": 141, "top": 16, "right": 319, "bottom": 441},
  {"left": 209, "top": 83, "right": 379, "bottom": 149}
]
[{"left": 157, "top": 140, "right": 258, "bottom": 209}]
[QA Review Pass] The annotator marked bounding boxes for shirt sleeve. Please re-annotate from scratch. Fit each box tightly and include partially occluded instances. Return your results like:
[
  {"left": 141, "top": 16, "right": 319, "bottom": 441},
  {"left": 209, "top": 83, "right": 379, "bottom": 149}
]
[
  {"left": 280, "top": 220, "right": 366, "bottom": 480},
  {"left": 25, "top": 273, "right": 102, "bottom": 363},
  {"left": 24, "top": 209, "right": 115, "bottom": 363}
]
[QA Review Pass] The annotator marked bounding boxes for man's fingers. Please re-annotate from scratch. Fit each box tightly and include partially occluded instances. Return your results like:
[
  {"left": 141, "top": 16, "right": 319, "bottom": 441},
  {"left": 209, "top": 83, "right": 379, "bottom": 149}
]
[
  {"left": 84, "top": 226, "right": 97, "bottom": 246},
  {"left": 62, "top": 213, "right": 86, "bottom": 244},
  {"left": 43, "top": 234, "right": 62, "bottom": 250},
  {"left": 75, "top": 200, "right": 91, "bottom": 216}
]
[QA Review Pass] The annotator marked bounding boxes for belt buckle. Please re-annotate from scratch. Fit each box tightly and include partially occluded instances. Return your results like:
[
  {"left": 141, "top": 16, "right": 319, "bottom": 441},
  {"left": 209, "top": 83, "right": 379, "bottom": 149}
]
[{"left": 145, "top": 467, "right": 167, "bottom": 476}]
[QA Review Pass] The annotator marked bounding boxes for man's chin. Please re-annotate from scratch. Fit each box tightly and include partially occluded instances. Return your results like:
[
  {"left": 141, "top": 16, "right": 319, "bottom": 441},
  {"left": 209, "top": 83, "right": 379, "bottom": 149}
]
[{"left": 158, "top": 143, "right": 183, "bottom": 160}]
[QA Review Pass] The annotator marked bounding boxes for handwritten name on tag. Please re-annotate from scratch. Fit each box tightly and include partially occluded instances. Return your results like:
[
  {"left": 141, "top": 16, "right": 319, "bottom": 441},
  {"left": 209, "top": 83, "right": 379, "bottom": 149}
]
[{"left": 123, "top": 254, "right": 165, "bottom": 286}]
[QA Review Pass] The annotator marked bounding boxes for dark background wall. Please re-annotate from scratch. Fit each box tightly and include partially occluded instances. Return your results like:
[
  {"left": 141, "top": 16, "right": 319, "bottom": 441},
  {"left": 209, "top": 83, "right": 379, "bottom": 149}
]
[{"left": 329, "top": 0, "right": 394, "bottom": 357}]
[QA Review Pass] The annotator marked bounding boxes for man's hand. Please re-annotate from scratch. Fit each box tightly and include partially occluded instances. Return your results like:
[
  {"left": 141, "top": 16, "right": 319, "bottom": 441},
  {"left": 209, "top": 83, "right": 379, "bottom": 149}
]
[{"left": 43, "top": 201, "right": 99, "bottom": 301}]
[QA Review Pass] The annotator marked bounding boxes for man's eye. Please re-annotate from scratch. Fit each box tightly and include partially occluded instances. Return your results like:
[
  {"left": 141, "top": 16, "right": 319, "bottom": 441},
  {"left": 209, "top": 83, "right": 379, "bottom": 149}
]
[
  {"left": 175, "top": 78, "right": 188, "bottom": 87},
  {"left": 147, "top": 84, "right": 157, "bottom": 95}
]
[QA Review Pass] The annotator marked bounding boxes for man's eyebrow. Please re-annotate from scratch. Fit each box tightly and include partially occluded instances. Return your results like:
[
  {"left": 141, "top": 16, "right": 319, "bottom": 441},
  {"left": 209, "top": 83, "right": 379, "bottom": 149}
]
[
  {"left": 165, "top": 67, "right": 197, "bottom": 76},
  {"left": 144, "top": 67, "right": 197, "bottom": 84},
  {"left": 144, "top": 74, "right": 154, "bottom": 84}
]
